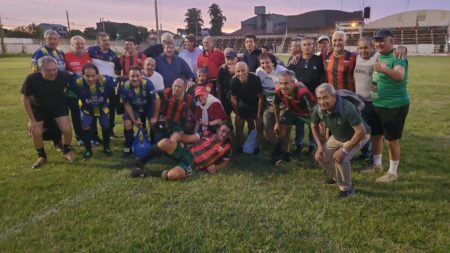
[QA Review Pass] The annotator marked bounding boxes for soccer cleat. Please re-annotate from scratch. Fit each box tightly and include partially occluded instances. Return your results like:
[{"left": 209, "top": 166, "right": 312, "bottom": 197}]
[
  {"left": 130, "top": 166, "right": 150, "bottom": 178},
  {"left": 338, "top": 187, "right": 355, "bottom": 198},
  {"left": 103, "top": 148, "right": 113, "bottom": 156},
  {"left": 83, "top": 150, "right": 93, "bottom": 159},
  {"left": 62, "top": 151, "right": 76, "bottom": 162},
  {"left": 31, "top": 157, "right": 47, "bottom": 169},
  {"left": 271, "top": 156, "right": 283, "bottom": 166},
  {"left": 282, "top": 152, "right": 293, "bottom": 162},
  {"left": 54, "top": 143, "right": 64, "bottom": 153},
  {"left": 361, "top": 164, "right": 384, "bottom": 174},
  {"left": 122, "top": 147, "right": 132, "bottom": 158},
  {"left": 91, "top": 140, "right": 100, "bottom": 146},
  {"left": 376, "top": 172, "right": 398, "bottom": 183}
]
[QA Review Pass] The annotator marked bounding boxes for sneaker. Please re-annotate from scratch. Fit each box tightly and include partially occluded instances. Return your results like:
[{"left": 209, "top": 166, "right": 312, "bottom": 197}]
[
  {"left": 271, "top": 156, "right": 283, "bottom": 166},
  {"left": 62, "top": 151, "right": 76, "bottom": 162},
  {"left": 130, "top": 166, "right": 150, "bottom": 177},
  {"left": 83, "top": 150, "right": 93, "bottom": 159},
  {"left": 77, "top": 140, "right": 84, "bottom": 146},
  {"left": 253, "top": 147, "right": 262, "bottom": 155},
  {"left": 31, "top": 157, "right": 47, "bottom": 169},
  {"left": 91, "top": 140, "right": 100, "bottom": 146},
  {"left": 54, "top": 143, "right": 64, "bottom": 153},
  {"left": 122, "top": 147, "right": 132, "bottom": 158},
  {"left": 110, "top": 132, "right": 119, "bottom": 139},
  {"left": 361, "top": 164, "right": 384, "bottom": 174},
  {"left": 376, "top": 172, "right": 398, "bottom": 183},
  {"left": 338, "top": 187, "right": 355, "bottom": 198},
  {"left": 325, "top": 178, "right": 337, "bottom": 185},
  {"left": 302, "top": 146, "right": 314, "bottom": 156},
  {"left": 103, "top": 148, "right": 113, "bottom": 156}
]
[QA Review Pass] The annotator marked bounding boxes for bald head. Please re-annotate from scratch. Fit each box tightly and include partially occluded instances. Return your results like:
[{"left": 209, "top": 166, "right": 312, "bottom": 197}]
[
  {"left": 235, "top": 62, "right": 249, "bottom": 83},
  {"left": 172, "top": 78, "right": 186, "bottom": 98},
  {"left": 202, "top": 36, "right": 214, "bottom": 51},
  {"left": 143, "top": 57, "right": 156, "bottom": 77}
]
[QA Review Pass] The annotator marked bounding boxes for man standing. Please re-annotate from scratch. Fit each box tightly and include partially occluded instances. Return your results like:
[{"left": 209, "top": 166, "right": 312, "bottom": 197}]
[
  {"left": 230, "top": 62, "right": 264, "bottom": 154},
  {"left": 325, "top": 31, "right": 356, "bottom": 92},
  {"left": 353, "top": 37, "right": 379, "bottom": 161},
  {"left": 69, "top": 63, "right": 115, "bottom": 158},
  {"left": 367, "top": 30, "right": 410, "bottom": 183},
  {"left": 316, "top": 35, "right": 330, "bottom": 61},
  {"left": 142, "top": 57, "right": 165, "bottom": 93},
  {"left": 155, "top": 42, "right": 194, "bottom": 89},
  {"left": 311, "top": 83, "right": 370, "bottom": 197},
  {"left": 87, "top": 32, "right": 121, "bottom": 137},
  {"left": 21, "top": 57, "right": 76, "bottom": 168},
  {"left": 31, "top": 29, "right": 66, "bottom": 72},
  {"left": 272, "top": 70, "right": 316, "bottom": 165},
  {"left": 119, "top": 37, "right": 147, "bottom": 76},
  {"left": 197, "top": 36, "right": 225, "bottom": 81},
  {"left": 217, "top": 49, "right": 238, "bottom": 118},
  {"left": 64, "top": 36, "right": 91, "bottom": 74},
  {"left": 243, "top": 34, "right": 262, "bottom": 72},
  {"left": 178, "top": 34, "right": 202, "bottom": 78},
  {"left": 288, "top": 37, "right": 325, "bottom": 155},
  {"left": 143, "top": 32, "right": 173, "bottom": 58},
  {"left": 131, "top": 123, "right": 233, "bottom": 180}
]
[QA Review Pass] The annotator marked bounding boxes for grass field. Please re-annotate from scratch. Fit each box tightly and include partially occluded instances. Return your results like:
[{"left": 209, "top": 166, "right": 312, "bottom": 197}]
[{"left": 0, "top": 55, "right": 449, "bottom": 252}]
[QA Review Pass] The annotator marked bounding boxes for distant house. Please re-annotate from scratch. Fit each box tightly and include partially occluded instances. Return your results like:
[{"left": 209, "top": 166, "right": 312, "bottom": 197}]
[{"left": 38, "top": 23, "right": 68, "bottom": 38}]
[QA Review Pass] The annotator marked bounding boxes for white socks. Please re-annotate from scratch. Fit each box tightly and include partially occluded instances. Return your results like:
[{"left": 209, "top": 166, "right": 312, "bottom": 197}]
[
  {"left": 373, "top": 154, "right": 382, "bottom": 165},
  {"left": 388, "top": 160, "right": 399, "bottom": 175}
]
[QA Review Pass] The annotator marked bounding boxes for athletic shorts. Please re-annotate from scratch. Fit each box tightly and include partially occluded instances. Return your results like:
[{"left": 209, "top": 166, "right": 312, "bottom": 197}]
[
  {"left": 374, "top": 105, "right": 409, "bottom": 140},
  {"left": 32, "top": 104, "right": 68, "bottom": 122},
  {"left": 280, "top": 110, "right": 311, "bottom": 126},
  {"left": 80, "top": 110, "right": 110, "bottom": 129},
  {"left": 169, "top": 145, "right": 193, "bottom": 176},
  {"left": 361, "top": 101, "right": 381, "bottom": 135}
]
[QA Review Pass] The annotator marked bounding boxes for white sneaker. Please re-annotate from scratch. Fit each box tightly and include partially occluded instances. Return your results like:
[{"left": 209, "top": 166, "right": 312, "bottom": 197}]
[{"left": 376, "top": 172, "right": 398, "bottom": 183}]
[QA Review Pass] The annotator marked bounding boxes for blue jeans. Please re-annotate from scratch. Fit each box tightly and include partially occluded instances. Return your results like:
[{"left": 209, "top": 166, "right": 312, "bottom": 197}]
[{"left": 295, "top": 118, "right": 316, "bottom": 149}]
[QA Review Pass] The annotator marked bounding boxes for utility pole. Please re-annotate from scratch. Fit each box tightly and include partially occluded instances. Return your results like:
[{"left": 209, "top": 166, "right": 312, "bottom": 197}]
[
  {"left": 0, "top": 15, "right": 6, "bottom": 54},
  {"left": 155, "top": 0, "right": 160, "bottom": 43},
  {"left": 66, "top": 10, "right": 71, "bottom": 32},
  {"left": 100, "top": 17, "right": 105, "bottom": 32}
]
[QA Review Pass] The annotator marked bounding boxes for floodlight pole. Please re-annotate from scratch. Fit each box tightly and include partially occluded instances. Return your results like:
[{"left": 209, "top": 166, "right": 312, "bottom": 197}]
[
  {"left": 155, "top": 0, "right": 160, "bottom": 43},
  {"left": 0, "top": 15, "right": 6, "bottom": 54}
]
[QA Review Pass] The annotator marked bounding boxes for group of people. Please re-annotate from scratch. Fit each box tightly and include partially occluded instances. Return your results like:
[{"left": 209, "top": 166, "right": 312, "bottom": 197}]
[{"left": 22, "top": 28, "right": 409, "bottom": 198}]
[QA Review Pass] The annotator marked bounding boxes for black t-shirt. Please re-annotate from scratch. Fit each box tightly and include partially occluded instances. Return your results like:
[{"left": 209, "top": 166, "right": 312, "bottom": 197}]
[
  {"left": 230, "top": 73, "right": 263, "bottom": 117},
  {"left": 243, "top": 48, "right": 262, "bottom": 73},
  {"left": 217, "top": 66, "right": 233, "bottom": 111},
  {"left": 21, "top": 71, "right": 71, "bottom": 107},
  {"left": 143, "top": 44, "right": 163, "bottom": 58},
  {"left": 288, "top": 54, "right": 325, "bottom": 94}
]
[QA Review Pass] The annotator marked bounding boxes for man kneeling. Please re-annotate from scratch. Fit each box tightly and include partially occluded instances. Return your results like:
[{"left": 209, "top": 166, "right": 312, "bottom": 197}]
[{"left": 130, "top": 122, "right": 233, "bottom": 180}]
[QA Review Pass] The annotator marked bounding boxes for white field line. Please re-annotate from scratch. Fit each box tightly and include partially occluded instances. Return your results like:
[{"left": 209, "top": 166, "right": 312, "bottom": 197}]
[{"left": 0, "top": 176, "right": 125, "bottom": 242}]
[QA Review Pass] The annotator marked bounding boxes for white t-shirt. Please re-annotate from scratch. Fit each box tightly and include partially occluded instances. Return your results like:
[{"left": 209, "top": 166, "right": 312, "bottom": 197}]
[
  {"left": 147, "top": 71, "right": 165, "bottom": 92},
  {"left": 178, "top": 47, "right": 203, "bottom": 78},
  {"left": 255, "top": 64, "right": 288, "bottom": 104},
  {"left": 354, "top": 52, "right": 379, "bottom": 101}
]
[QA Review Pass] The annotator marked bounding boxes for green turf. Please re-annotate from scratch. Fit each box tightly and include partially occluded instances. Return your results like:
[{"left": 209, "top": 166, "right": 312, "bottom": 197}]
[{"left": 0, "top": 56, "right": 449, "bottom": 252}]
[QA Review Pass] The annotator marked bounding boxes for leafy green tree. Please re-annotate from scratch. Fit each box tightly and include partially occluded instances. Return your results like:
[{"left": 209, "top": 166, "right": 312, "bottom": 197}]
[
  {"left": 184, "top": 8, "right": 204, "bottom": 36},
  {"left": 208, "top": 4, "right": 226, "bottom": 36},
  {"left": 67, "top": 29, "right": 83, "bottom": 38},
  {"left": 83, "top": 27, "right": 98, "bottom": 40}
]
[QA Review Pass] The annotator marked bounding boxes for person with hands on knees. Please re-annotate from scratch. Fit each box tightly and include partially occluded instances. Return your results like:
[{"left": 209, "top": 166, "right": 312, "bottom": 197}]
[{"left": 120, "top": 65, "right": 160, "bottom": 157}]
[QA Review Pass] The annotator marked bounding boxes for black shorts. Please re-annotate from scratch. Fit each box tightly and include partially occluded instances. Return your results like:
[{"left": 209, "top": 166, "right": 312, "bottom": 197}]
[
  {"left": 373, "top": 105, "right": 409, "bottom": 140},
  {"left": 361, "top": 101, "right": 380, "bottom": 135},
  {"left": 32, "top": 104, "right": 68, "bottom": 122}
]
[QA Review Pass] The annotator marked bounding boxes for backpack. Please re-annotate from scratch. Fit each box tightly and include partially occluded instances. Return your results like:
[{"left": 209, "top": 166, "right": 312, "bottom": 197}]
[
  {"left": 317, "top": 89, "right": 365, "bottom": 120},
  {"left": 132, "top": 128, "right": 153, "bottom": 159}
]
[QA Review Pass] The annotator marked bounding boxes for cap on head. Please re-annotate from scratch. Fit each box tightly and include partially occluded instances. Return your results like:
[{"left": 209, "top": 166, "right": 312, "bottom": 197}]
[
  {"left": 318, "top": 35, "right": 330, "bottom": 42},
  {"left": 225, "top": 50, "right": 238, "bottom": 58},
  {"left": 195, "top": 86, "right": 208, "bottom": 97},
  {"left": 373, "top": 30, "right": 394, "bottom": 39}
]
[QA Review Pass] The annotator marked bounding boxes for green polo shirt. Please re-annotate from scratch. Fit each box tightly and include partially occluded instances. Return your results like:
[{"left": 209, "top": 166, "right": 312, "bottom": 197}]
[
  {"left": 372, "top": 50, "right": 409, "bottom": 108},
  {"left": 312, "top": 98, "right": 370, "bottom": 142}
]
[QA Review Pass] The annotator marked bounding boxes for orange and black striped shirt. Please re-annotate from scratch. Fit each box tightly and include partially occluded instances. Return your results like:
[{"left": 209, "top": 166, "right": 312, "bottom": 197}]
[
  {"left": 161, "top": 88, "right": 193, "bottom": 124},
  {"left": 120, "top": 52, "right": 147, "bottom": 76},
  {"left": 190, "top": 130, "right": 232, "bottom": 169}
]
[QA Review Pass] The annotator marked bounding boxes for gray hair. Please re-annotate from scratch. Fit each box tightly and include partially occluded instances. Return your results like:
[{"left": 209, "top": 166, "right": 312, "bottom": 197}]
[
  {"left": 358, "top": 36, "right": 373, "bottom": 45},
  {"left": 38, "top": 56, "right": 57, "bottom": 69},
  {"left": 44, "top": 29, "right": 59, "bottom": 39},
  {"left": 161, "top": 32, "right": 173, "bottom": 43},
  {"left": 332, "top": 31, "right": 347, "bottom": 41},
  {"left": 315, "top": 83, "right": 336, "bottom": 96},
  {"left": 279, "top": 70, "right": 296, "bottom": 83},
  {"left": 70, "top": 35, "right": 85, "bottom": 44}
]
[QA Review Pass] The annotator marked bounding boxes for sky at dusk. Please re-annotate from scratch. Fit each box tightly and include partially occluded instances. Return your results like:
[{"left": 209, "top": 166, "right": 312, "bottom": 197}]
[{"left": 2, "top": 0, "right": 450, "bottom": 33}]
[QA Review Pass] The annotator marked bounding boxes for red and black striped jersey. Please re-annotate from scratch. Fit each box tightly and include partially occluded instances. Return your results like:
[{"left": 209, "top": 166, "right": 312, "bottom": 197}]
[
  {"left": 190, "top": 130, "right": 232, "bottom": 169},
  {"left": 325, "top": 50, "right": 356, "bottom": 92},
  {"left": 274, "top": 84, "right": 317, "bottom": 117},
  {"left": 120, "top": 52, "right": 147, "bottom": 76},
  {"left": 161, "top": 88, "right": 193, "bottom": 124}
]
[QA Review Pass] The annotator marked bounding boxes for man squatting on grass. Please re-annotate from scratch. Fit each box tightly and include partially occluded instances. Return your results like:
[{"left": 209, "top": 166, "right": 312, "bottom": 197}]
[
  {"left": 311, "top": 83, "right": 371, "bottom": 198},
  {"left": 22, "top": 56, "right": 77, "bottom": 169},
  {"left": 130, "top": 122, "right": 233, "bottom": 180}
]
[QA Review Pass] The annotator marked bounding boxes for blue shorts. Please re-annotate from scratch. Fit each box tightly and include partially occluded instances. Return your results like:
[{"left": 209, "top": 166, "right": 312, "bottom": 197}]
[{"left": 80, "top": 109, "right": 110, "bottom": 129}]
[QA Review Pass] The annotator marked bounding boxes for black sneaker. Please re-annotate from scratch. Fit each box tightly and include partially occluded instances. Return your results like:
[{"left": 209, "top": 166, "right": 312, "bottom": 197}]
[
  {"left": 271, "top": 156, "right": 283, "bottom": 166},
  {"left": 103, "top": 148, "right": 113, "bottom": 156},
  {"left": 253, "top": 147, "right": 262, "bottom": 155},
  {"left": 130, "top": 166, "right": 150, "bottom": 178},
  {"left": 83, "top": 150, "right": 93, "bottom": 159},
  {"left": 338, "top": 187, "right": 355, "bottom": 198},
  {"left": 122, "top": 147, "right": 132, "bottom": 158}
]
